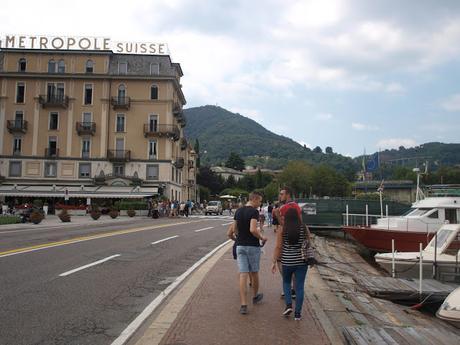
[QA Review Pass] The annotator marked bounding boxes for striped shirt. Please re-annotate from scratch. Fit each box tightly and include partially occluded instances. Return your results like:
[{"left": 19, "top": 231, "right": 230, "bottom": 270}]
[{"left": 281, "top": 225, "right": 307, "bottom": 266}]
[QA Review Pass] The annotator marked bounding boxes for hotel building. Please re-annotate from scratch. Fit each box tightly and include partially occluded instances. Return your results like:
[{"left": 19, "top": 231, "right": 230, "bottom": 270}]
[{"left": 0, "top": 46, "right": 196, "bottom": 206}]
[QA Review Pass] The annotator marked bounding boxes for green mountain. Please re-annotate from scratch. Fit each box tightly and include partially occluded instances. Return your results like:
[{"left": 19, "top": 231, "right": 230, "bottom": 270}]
[
  {"left": 364, "top": 142, "right": 460, "bottom": 169},
  {"left": 183, "top": 105, "right": 357, "bottom": 177}
]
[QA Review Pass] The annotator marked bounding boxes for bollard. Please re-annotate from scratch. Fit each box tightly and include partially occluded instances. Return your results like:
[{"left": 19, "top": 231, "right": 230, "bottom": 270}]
[
  {"left": 392, "top": 239, "right": 395, "bottom": 278},
  {"left": 365, "top": 204, "right": 369, "bottom": 227},
  {"left": 345, "top": 205, "right": 349, "bottom": 226}
]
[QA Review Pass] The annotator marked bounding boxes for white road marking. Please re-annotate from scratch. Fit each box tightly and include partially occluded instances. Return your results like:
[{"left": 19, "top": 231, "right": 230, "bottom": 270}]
[
  {"left": 194, "top": 227, "right": 214, "bottom": 233},
  {"left": 59, "top": 254, "right": 121, "bottom": 277},
  {"left": 110, "top": 240, "right": 231, "bottom": 345},
  {"left": 151, "top": 235, "right": 179, "bottom": 245},
  {"left": 221, "top": 222, "right": 233, "bottom": 226}
]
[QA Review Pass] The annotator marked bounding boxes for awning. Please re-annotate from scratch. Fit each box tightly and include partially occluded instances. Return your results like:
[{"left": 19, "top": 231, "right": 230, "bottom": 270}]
[{"left": 0, "top": 185, "right": 158, "bottom": 199}]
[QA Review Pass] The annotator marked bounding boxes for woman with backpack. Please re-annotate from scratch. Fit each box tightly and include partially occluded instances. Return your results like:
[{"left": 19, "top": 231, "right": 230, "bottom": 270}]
[{"left": 271, "top": 207, "right": 311, "bottom": 320}]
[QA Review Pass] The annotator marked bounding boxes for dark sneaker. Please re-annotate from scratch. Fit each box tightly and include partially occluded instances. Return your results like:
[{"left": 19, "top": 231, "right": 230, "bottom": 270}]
[
  {"left": 283, "top": 305, "right": 293, "bottom": 316},
  {"left": 294, "top": 312, "right": 302, "bottom": 320},
  {"left": 253, "top": 293, "right": 264, "bottom": 304},
  {"left": 239, "top": 305, "right": 248, "bottom": 315},
  {"left": 291, "top": 289, "right": 296, "bottom": 299}
]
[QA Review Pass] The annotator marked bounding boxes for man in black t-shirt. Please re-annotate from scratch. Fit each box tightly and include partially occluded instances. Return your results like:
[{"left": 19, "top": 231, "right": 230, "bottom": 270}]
[
  {"left": 229, "top": 191, "right": 267, "bottom": 315},
  {"left": 267, "top": 202, "right": 273, "bottom": 227}
]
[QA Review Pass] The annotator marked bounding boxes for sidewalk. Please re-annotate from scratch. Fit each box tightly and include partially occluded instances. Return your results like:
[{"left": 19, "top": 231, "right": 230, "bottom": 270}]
[
  {"left": 0, "top": 215, "right": 155, "bottom": 231},
  {"left": 134, "top": 227, "right": 332, "bottom": 345}
]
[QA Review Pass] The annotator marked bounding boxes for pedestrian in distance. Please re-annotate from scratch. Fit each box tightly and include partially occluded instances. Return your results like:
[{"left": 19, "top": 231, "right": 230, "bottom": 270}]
[
  {"left": 231, "top": 191, "right": 267, "bottom": 315},
  {"left": 272, "top": 206, "right": 311, "bottom": 321},
  {"left": 267, "top": 202, "right": 273, "bottom": 227}
]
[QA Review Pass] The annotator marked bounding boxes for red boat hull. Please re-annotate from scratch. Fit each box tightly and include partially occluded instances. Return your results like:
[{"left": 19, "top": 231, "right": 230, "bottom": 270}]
[{"left": 342, "top": 226, "right": 435, "bottom": 252}]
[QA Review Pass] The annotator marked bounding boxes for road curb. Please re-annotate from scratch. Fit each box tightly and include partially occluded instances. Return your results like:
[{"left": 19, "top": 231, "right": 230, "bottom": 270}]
[{"left": 111, "top": 239, "right": 233, "bottom": 345}]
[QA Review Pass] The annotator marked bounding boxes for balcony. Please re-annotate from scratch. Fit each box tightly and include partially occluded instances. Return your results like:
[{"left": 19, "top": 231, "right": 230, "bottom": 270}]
[
  {"left": 143, "top": 124, "right": 180, "bottom": 141},
  {"left": 39, "top": 95, "right": 69, "bottom": 109},
  {"left": 111, "top": 96, "right": 131, "bottom": 110},
  {"left": 12, "top": 150, "right": 22, "bottom": 156},
  {"left": 180, "top": 138, "right": 188, "bottom": 150},
  {"left": 7, "top": 120, "right": 28, "bottom": 134},
  {"left": 76, "top": 122, "right": 96, "bottom": 136},
  {"left": 174, "top": 157, "right": 185, "bottom": 169},
  {"left": 173, "top": 108, "right": 186, "bottom": 128},
  {"left": 107, "top": 150, "right": 131, "bottom": 162},
  {"left": 45, "top": 148, "right": 59, "bottom": 158}
]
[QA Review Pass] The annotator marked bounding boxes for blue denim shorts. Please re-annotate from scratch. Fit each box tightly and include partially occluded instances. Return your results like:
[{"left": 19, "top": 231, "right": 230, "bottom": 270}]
[{"left": 236, "top": 246, "right": 261, "bottom": 273}]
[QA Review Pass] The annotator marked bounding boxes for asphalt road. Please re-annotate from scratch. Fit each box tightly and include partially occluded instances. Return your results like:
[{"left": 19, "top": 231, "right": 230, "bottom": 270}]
[{"left": 0, "top": 216, "right": 234, "bottom": 345}]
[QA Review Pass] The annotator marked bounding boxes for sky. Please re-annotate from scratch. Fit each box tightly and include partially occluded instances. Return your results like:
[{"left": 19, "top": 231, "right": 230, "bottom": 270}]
[{"left": 2, "top": 0, "right": 460, "bottom": 157}]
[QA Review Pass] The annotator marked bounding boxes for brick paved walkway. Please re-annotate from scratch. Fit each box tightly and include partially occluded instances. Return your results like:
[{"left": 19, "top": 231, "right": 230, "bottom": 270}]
[{"left": 158, "top": 227, "right": 331, "bottom": 345}]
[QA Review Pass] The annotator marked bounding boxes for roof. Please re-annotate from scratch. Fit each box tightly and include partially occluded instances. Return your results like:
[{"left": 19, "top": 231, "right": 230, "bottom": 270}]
[
  {"left": 210, "top": 166, "right": 245, "bottom": 175},
  {"left": 0, "top": 185, "right": 158, "bottom": 199}
]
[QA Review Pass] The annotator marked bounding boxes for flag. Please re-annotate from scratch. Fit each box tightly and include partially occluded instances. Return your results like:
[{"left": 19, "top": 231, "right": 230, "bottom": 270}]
[{"left": 366, "top": 153, "right": 379, "bottom": 172}]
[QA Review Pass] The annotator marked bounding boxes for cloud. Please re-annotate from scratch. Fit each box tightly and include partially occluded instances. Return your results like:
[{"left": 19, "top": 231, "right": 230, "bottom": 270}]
[
  {"left": 377, "top": 138, "right": 417, "bottom": 150},
  {"left": 352, "top": 122, "right": 379, "bottom": 131},
  {"left": 315, "top": 113, "right": 333, "bottom": 120},
  {"left": 441, "top": 93, "right": 460, "bottom": 111},
  {"left": 230, "top": 107, "right": 263, "bottom": 122}
]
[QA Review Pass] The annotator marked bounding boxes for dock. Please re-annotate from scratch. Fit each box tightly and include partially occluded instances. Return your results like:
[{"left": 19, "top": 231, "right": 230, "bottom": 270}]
[{"left": 307, "top": 235, "right": 460, "bottom": 344}]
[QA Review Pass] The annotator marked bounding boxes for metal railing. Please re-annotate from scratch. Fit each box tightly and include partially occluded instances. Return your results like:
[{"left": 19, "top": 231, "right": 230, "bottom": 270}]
[
  {"left": 76, "top": 122, "right": 96, "bottom": 135},
  {"left": 111, "top": 96, "right": 131, "bottom": 109},
  {"left": 7, "top": 120, "right": 28, "bottom": 133},
  {"left": 107, "top": 149, "right": 131, "bottom": 161},
  {"left": 143, "top": 124, "right": 180, "bottom": 140},
  {"left": 45, "top": 148, "right": 59, "bottom": 158},
  {"left": 39, "top": 95, "right": 69, "bottom": 108}
]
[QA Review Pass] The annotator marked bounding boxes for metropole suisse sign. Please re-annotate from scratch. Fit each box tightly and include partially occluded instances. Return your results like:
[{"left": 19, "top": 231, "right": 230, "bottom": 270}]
[{"left": 0, "top": 35, "right": 169, "bottom": 55}]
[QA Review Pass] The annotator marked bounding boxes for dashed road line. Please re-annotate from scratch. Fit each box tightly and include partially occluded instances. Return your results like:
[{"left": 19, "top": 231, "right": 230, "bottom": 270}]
[
  {"left": 59, "top": 254, "right": 121, "bottom": 277},
  {"left": 151, "top": 235, "right": 179, "bottom": 245},
  {"left": 194, "top": 227, "right": 214, "bottom": 233}
]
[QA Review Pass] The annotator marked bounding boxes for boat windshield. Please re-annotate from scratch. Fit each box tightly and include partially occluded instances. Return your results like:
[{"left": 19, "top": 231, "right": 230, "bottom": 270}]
[
  {"left": 428, "top": 228, "right": 453, "bottom": 249},
  {"left": 405, "top": 208, "right": 432, "bottom": 217}
]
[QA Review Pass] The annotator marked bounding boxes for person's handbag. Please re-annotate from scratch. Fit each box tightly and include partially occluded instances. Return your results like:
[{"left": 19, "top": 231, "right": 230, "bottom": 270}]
[{"left": 300, "top": 224, "right": 317, "bottom": 266}]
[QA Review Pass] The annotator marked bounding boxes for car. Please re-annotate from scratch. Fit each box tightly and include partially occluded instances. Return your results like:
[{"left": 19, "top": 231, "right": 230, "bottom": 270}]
[{"left": 205, "top": 201, "right": 223, "bottom": 215}]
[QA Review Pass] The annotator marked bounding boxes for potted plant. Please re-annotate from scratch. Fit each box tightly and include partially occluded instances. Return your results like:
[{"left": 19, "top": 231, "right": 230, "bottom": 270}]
[
  {"left": 127, "top": 209, "right": 136, "bottom": 217},
  {"left": 30, "top": 211, "right": 44, "bottom": 224},
  {"left": 109, "top": 208, "right": 119, "bottom": 219},
  {"left": 90, "top": 206, "right": 101, "bottom": 220},
  {"left": 59, "top": 209, "right": 71, "bottom": 222}
]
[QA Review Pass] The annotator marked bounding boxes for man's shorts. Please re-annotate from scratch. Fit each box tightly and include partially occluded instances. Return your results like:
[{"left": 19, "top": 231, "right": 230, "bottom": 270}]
[{"left": 236, "top": 246, "right": 261, "bottom": 273}]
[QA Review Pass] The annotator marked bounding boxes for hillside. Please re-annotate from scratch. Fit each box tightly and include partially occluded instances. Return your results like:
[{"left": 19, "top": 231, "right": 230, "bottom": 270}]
[
  {"left": 183, "top": 105, "right": 357, "bottom": 176},
  {"left": 362, "top": 142, "right": 460, "bottom": 169}
]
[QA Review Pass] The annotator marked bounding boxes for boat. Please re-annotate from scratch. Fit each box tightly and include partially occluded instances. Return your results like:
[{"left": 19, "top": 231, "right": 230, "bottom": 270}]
[
  {"left": 343, "top": 196, "right": 460, "bottom": 252},
  {"left": 437, "top": 286, "right": 460, "bottom": 328},
  {"left": 375, "top": 223, "right": 460, "bottom": 279}
]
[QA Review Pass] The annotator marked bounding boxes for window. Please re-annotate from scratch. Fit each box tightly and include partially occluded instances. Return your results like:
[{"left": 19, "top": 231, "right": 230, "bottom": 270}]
[
  {"left": 116, "top": 114, "right": 125, "bottom": 132},
  {"left": 148, "top": 140, "right": 157, "bottom": 159},
  {"left": 113, "top": 164, "right": 125, "bottom": 176},
  {"left": 84, "top": 84, "right": 93, "bottom": 105},
  {"left": 150, "top": 63, "right": 159, "bottom": 75},
  {"left": 44, "top": 162, "right": 57, "bottom": 177},
  {"left": 14, "top": 111, "right": 24, "bottom": 124},
  {"left": 118, "top": 62, "right": 127, "bottom": 74},
  {"left": 146, "top": 165, "right": 159, "bottom": 180},
  {"left": 48, "top": 59, "right": 56, "bottom": 73},
  {"left": 49, "top": 112, "right": 59, "bottom": 130},
  {"left": 150, "top": 85, "right": 158, "bottom": 100},
  {"left": 47, "top": 83, "right": 65, "bottom": 101},
  {"left": 16, "top": 82, "right": 25, "bottom": 103},
  {"left": 85, "top": 60, "right": 94, "bottom": 73},
  {"left": 83, "top": 112, "right": 92, "bottom": 123},
  {"left": 79, "top": 163, "right": 91, "bottom": 178},
  {"left": 82, "top": 139, "right": 91, "bottom": 158},
  {"left": 48, "top": 136, "right": 57, "bottom": 156},
  {"left": 117, "top": 84, "right": 126, "bottom": 99},
  {"left": 148, "top": 114, "right": 158, "bottom": 132},
  {"left": 18, "top": 58, "right": 26, "bottom": 72},
  {"left": 9, "top": 161, "right": 22, "bottom": 177},
  {"left": 428, "top": 210, "right": 439, "bottom": 219},
  {"left": 57, "top": 59, "right": 65, "bottom": 73},
  {"left": 13, "top": 137, "right": 22, "bottom": 155}
]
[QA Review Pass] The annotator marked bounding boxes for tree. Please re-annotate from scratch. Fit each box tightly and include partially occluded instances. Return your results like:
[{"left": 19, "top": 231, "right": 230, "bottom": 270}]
[
  {"left": 325, "top": 146, "right": 333, "bottom": 154},
  {"left": 264, "top": 181, "right": 279, "bottom": 202},
  {"left": 194, "top": 139, "right": 201, "bottom": 168},
  {"left": 313, "top": 146, "right": 322, "bottom": 154},
  {"left": 225, "top": 174, "right": 236, "bottom": 188},
  {"left": 199, "top": 186, "right": 210, "bottom": 202},
  {"left": 197, "top": 167, "right": 224, "bottom": 195},
  {"left": 278, "top": 161, "right": 312, "bottom": 197},
  {"left": 225, "top": 152, "right": 245, "bottom": 171}
]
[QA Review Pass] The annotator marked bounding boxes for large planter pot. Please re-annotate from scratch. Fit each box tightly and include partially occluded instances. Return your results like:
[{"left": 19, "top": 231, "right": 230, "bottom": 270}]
[
  {"left": 127, "top": 209, "right": 136, "bottom": 217},
  {"left": 58, "top": 210, "right": 71, "bottom": 223},
  {"left": 109, "top": 210, "right": 119, "bottom": 219},
  {"left": 30, "top": 211, "right": 43, "bottom": 224},
  {"left": 90, "top": 211, "right": 101, "bottom": 220}
]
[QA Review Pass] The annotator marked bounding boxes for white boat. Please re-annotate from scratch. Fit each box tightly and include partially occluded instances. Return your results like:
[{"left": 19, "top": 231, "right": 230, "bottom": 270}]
[
  {"left": 344, "top": 196, "right": 460, "bottom": 252},
  {"left": 437, "top": 287, "right": 460, "bottom": 328},
  {"left": 375, "top": 224, "right": 460, "bottom": 279}
]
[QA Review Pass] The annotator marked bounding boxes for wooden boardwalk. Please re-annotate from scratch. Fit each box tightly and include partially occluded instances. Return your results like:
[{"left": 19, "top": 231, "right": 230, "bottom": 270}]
[{"left": 308, "top": 235, "right": 460, "bottom": 345}]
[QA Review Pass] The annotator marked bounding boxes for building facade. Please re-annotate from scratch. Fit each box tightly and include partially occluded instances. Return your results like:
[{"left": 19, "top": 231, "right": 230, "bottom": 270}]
[{"left": 0, "top": 48, "right": 196, "bottom": 203}]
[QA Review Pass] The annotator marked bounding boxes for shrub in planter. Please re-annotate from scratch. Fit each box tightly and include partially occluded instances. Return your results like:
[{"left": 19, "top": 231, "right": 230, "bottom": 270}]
[
  {"left": 90, "top": 210, "right": 101, "bottom": 220},
  {"left": 109, "top": 209, "right": 119, "bottom": 219},
  {"left": 30, "top": 211, "right": 44, "bottom": 224},
  {"left": 127, "top": 209, "right": 136, "bottom": 217},
  {"left": 59, "top": 209, "right": 71, "bottom": 223}
]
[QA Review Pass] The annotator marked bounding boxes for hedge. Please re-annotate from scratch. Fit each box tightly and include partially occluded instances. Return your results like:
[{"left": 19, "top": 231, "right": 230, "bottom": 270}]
[
  {"left": 114, "top": 200, "right": 148, "bottom": 210},
  {"left": 0, "top": 216, "right": 21, "bottom": 225}
]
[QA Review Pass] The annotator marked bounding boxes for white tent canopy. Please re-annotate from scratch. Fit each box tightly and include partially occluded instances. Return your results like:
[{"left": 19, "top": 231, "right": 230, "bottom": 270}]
[{"left": 220, "top": 194, "right": 237, "bottom": 199}]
